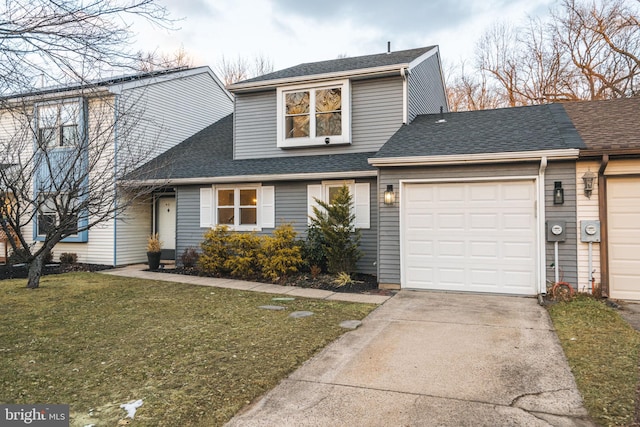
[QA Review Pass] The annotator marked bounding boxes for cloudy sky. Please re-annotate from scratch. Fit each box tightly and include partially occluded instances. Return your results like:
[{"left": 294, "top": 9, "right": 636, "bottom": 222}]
[{"left": 133, "top": 0, "right": 558, "bottom": 74}]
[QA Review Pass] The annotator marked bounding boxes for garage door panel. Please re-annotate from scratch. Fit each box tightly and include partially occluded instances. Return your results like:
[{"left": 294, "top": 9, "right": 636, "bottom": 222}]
[
  {"left": 608, "top": 177, "right": 640, "bottom": 300},
  {"left": 438, "top": 240, "right": 466, "bottom": 258},
  {"left": 403, "top": 180, "right": 537, "bottom": 295},
  {"left": 470, "top": 214, "right": 498, "bottom": 230},
  {"left": 470, "top": 241, "right": 498, "bottom": 258}
]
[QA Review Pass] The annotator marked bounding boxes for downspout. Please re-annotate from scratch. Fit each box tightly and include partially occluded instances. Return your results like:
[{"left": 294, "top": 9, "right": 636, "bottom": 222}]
[
  {"left": 401, "top": 67, "right": 408, "bottom": 124},
  {"left": 113, "top": 94, "right": 119, "bottom": 266},
  {"left": 538, "top": 157, "right": 548, "bottom": 300},
  {"left": 598, "top": 154, "right": 609, "bottom": 297}
]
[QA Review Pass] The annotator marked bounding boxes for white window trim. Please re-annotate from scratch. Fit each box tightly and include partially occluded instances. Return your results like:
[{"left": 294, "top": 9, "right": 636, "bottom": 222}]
[
  {"left": 36, "top": 193, "right": 79, "bottom": 237},
  {"left": 307, "top": 180, "right": 370, "bottom": 229},
  {"left": 276, "top": 79, "right": 351, "bottom": 149},
  {"left": 36, "top": 99, "right": 83, "bottom": 150},
  {"left": 200, "top": 184, "right": 275, "bottom": 231}
]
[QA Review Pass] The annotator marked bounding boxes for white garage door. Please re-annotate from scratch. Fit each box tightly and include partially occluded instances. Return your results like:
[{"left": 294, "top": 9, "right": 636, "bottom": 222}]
[
  {"left": 608, "top": 177, "right": 640, "bottom": 300},
  {"left": 402, "top": 180, "right": 538, "bottom": 295}
]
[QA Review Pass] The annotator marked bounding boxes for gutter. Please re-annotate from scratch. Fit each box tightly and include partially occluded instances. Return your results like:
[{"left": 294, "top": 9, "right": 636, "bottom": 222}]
[
  {"left": 121, "top": 170, "right": 378, "bottom": 187},
  {"left": 368, "top": 149, "right": 580, "bottom": 167}
]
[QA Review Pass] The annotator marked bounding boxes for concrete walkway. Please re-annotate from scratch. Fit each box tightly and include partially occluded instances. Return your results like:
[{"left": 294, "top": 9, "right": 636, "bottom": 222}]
[
  {"left": 226, "top": 291, "right": 594, "bottom": 426},
  {"left": 101, "top": 264, "right": 391, "bottom": 305}
]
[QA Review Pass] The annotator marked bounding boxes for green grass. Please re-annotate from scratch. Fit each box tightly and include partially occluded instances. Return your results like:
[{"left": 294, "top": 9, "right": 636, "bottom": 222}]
[
  {"left": 548, "top": 295, "right": 640, "bottom": 426},
  {"left": 0, "top": 272, "right": 376, "bottom": 426}
]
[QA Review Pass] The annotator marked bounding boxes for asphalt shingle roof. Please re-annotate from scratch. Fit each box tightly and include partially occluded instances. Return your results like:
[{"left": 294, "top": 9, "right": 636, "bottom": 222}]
[
  {"left": 562, "top": 97, "right": 640, "bottom": 153},
  {"left": 374, "top": 103, "right": 586, "bottom": 159},
  {"left": 238, "top": 46, "right": 436, "bottom": 84},
  {"left": 132, "top": 114, "right": 376, "bottom": 181}
]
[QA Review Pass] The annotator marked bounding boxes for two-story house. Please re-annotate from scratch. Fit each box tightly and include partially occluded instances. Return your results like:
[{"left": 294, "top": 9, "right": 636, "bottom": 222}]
[
  {"left": 0, "top": 67, "right": 233, "bottom": 265},
  {"left": 135, "top": 47, "right": 635, "bottom": 300},
  {"left": 132, "top": 46, "right": 449, "bottom": 276}
]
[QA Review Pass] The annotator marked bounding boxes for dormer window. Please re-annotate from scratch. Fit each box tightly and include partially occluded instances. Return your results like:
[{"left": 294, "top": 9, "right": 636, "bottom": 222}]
[{"left": 277, "top": 80, "right": 350, "bottom": 148}]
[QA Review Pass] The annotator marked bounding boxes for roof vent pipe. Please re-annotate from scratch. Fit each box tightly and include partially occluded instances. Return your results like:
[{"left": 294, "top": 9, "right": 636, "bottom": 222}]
[
  {"left": 436, "top": 105, "right": 446, "bottom": 123},
  {"left": 387, "top": 41, "right": 391, "bottom": 54}
]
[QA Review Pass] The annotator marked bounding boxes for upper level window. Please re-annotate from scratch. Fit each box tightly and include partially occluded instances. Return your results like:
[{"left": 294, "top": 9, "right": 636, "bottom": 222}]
[
  {"left": 277, "top": 80, "right": 350, "bottom": 148},
  {"left": 37, "top": 101, "right": 82, "bottom": 149}
]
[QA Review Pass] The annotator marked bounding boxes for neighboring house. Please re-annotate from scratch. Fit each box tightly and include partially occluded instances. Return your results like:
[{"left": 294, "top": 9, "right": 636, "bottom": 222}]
[
  {"left": 0, "top": 67, "right": 233, "bottom": 265},
  {"left": 133, "top": 46, "right": 449, "bottom": 275},
  {"left": 563, "top": 97, "right": 640, "bottom": 300}
]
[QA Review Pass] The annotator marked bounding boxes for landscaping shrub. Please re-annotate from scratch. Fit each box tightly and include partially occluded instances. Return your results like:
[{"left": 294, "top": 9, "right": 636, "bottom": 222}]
[
  {"left": 180, "top": 247, "right": 200, "bottom": 268},
  {"left": 198, "top": 224, "right": 304, "bottom": 282},
  {"left": 7, "top": 248, "right": 30, "bottom": 265},
  {"left": 198, "top": 225, "right": 232, "bottom": 275},
  {"left": 59, "top": 252, "right": 78, "bottom": 264},
  {"left": 309, "top": 184, "right": 362, "bottom": 274},
  {"left": 223, "top": 232, "right": 261, "bottom": 279},
  {"left": 303, "top": 225, "right": 327, "bottom": 272},
  {"left": 258, "top": 223, "right": 303, "bottom": 282}
]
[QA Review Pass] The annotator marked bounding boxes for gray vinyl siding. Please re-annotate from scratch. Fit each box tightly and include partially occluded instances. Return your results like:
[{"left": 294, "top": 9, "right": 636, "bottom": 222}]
[
  {"left": 544, "top": 161, "right": 578, "bottom": 289},
  {"left": 407, "top": 52, "right": 448, "bottom": 123},
  {"left": 120, "top": 71, "right": 233, "bottom": 161},
  {"left": 377, "top": 161, "right": 579, "bottom": 288},
  {"left": 233, "top": 77, "right": 404, "bottom": 160},
  {"left": 176, "top": 179, "right": 378, "bottom": 276},
  {"left": 176, "top": 185, "right": 206, "bottom": 258}
]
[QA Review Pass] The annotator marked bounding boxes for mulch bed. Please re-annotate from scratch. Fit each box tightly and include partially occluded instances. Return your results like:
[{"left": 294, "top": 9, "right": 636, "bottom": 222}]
[
  {"left": 155, "top": 267, "right": 395, "bottom": 296},
  {"left": 0, "top": 263, "right": 113, "bottom": 280}
]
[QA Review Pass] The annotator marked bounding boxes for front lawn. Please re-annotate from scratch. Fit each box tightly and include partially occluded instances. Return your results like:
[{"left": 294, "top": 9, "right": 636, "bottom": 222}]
[
  {"left": 0, "top": 273, "right": 375, "bottom": 426},
  {"left": 548, "top": 295, "right": 640, "bottom": 426}
]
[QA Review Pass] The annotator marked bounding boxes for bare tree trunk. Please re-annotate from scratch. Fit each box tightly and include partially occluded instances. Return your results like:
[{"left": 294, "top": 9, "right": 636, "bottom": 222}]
[{"left": 27, "top": 254, "right": 44, "bottom": 289}]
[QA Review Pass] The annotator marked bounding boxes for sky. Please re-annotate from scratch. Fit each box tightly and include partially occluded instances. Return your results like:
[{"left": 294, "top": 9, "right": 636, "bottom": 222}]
[{"left": 133, "top": 0, "right": 558, "bottom": 76}]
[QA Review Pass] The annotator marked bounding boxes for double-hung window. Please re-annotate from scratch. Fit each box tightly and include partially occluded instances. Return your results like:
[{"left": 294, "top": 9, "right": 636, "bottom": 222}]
[
  {"left": 37, "top": 194, "right": 79, "bottom": 237},
  {"left": 200, "top": 185, "right": 275, "bottom": 231},
  {"left": 37, "top": 101, "right": 82, "bottom": 149},
  {"left": 277, "top": 80, "right": 350, "bottom": 148},
  {"left": 216, "top": 187, "right": 258, "bottom": 228}
]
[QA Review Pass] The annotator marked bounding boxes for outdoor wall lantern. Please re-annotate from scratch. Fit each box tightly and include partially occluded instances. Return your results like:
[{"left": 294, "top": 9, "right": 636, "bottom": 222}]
[
  {"left": 553, "top": 181, "right": 565, "bottom": 205},
  {"left": 582, "top": 169, "right": 596, "bottom": 199},
  {"left": 384, "top": 184, "right": 395, "bottom": 205}
]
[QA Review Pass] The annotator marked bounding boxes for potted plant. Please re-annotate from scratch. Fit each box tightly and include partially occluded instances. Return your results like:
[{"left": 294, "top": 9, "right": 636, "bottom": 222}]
[{"left": 146, "top": 233, "right": 162, "bottom": 270}]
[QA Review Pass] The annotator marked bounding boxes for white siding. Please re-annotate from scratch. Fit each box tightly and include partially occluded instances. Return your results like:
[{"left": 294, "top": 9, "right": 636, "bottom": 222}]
[
  {"left": 576, "top": 161, "right": 601, "bottom": 293},
  {"left": 233, "top": 77, "right": 404, "bottom": 159},
  {"left": 115, "top": 199, "right": 152, "bottom": 265}
]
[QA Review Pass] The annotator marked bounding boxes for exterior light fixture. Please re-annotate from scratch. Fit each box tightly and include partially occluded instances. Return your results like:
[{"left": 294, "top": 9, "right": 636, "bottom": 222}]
[
  {"left": 582, "top": 169, "right": 596, "bottom": 199},
  {"left": 553, "top": 181, "right": 564, "bottom": 205},
  {"left": 384, "top": 184, "right": 395, "bottom": 205}
]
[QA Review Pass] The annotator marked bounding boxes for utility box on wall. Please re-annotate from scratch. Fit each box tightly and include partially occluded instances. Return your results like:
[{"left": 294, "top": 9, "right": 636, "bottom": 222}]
[
  {"left": 547, "top": 220, "right": 567, "bottom": 242},
  {"left": 581, "top": 220, "right": 601, "bottom": 243}
]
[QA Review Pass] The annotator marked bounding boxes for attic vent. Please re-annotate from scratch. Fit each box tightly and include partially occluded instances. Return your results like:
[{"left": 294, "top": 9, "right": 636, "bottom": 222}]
[{"left": 436, "top": 106, "right": 446, "bottom": 123}]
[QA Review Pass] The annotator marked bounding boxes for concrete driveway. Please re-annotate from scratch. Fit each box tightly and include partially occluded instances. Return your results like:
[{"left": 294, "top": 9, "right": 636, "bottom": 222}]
[{"left": 226, "top": 291, "right": 595, "bottom": 426}]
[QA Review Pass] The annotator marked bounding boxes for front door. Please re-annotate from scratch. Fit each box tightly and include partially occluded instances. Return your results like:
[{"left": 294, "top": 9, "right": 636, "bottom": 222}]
[{"left": 157, "top": 196, "right": 176, "bottom": 260}]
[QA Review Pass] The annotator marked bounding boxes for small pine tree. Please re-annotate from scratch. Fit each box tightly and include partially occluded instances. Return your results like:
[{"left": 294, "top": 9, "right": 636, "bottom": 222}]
[{"left": 309, "top": 185, "right": 362, "bottom": 274}]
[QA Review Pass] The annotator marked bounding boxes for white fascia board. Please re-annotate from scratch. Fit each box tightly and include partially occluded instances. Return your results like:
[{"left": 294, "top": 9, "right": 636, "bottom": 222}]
[
  {"left": 408, "top": 46, "right": 439, "bottom": 70},
  {"left": 121, "top": 170, "right": 378, "bottom": 187},
  {"left": 108, "top": 66, "right": 231, "bottom": 99},
  {"left": 368, "top": 149, "right": 580, "bottom": 167},
  {"left": 227, "top": 65, "right": 408, "bottom": 93}
]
